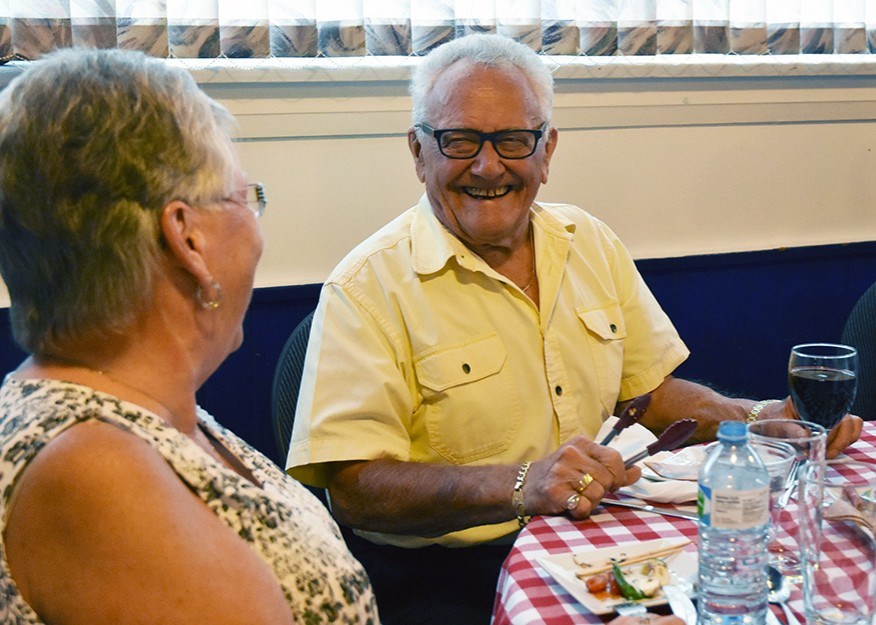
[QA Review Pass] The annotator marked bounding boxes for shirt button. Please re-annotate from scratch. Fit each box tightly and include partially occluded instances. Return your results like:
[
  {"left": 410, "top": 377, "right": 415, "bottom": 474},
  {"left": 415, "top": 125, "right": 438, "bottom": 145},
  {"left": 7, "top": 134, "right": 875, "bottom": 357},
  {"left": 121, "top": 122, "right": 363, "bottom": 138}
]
[
  {"left": 610, "top": 323, "right": 617, "bottom": 333},
  {"left": 462, "top": 363, "right": 471, "bottom": 374},
  {"left": 555, "top": 386, "right": 563, "bottom": 396}
]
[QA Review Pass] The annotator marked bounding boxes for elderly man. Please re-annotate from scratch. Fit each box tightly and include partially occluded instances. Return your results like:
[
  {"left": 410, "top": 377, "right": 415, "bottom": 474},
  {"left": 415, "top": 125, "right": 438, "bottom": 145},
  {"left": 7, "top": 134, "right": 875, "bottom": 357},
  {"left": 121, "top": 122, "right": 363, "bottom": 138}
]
[{"left": 287, "top": 34, "right": 862, "bottom": 624}]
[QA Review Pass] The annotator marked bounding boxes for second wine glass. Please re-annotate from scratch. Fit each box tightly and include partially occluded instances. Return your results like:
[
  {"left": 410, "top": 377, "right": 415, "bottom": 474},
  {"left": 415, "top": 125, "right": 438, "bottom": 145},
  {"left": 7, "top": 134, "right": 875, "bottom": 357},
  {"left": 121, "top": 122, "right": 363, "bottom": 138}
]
[{"left": 788, "top": 343, "right": 858, "bottom": 429}]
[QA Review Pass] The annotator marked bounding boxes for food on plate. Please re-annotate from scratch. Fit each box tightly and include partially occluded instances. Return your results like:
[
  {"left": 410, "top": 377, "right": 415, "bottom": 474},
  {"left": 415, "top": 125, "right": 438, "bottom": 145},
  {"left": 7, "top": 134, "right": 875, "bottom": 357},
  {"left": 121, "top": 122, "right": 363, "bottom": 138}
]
[{"left": 582, "top": 558, "right": 670, "bottom": 601}]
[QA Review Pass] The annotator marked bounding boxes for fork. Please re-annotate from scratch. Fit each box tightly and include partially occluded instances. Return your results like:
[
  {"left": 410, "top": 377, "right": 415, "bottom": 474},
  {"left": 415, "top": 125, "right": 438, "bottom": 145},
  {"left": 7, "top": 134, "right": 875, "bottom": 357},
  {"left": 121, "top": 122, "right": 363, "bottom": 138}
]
[{"left": 778, "top": 459, "right": 802, "bottom": 507}]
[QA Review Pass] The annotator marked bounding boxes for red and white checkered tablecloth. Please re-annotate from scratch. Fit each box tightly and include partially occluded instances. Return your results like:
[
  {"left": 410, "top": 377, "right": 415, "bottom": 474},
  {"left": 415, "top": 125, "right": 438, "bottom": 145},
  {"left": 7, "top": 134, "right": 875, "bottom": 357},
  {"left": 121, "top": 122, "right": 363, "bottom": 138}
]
[{"left": 491, "top": 422, "right": 876, "bottom": 625}]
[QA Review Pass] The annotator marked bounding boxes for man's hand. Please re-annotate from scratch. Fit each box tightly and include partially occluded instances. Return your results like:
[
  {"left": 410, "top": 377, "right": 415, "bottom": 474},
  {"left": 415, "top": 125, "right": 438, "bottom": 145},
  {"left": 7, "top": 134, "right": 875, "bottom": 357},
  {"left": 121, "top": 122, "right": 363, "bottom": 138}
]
[
  {"left": 752, "top": 399, "right": 863, "bottom": 459},
  {"left": 523, "top": 437, "right": 640, "bottom": 520},
  {"left": 744, "top": 397, "right": 864, "bottom": 458},
  {"left": 824, "top": 413, "right": 864, "bottom": 458}
]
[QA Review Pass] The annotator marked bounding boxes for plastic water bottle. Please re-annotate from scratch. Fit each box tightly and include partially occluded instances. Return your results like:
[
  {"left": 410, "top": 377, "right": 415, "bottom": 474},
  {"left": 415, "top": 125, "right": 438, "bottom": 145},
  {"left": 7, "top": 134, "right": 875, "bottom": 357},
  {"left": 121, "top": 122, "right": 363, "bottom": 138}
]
[{"left": 697, "top": 420, "right": 770, "bottom": 625}]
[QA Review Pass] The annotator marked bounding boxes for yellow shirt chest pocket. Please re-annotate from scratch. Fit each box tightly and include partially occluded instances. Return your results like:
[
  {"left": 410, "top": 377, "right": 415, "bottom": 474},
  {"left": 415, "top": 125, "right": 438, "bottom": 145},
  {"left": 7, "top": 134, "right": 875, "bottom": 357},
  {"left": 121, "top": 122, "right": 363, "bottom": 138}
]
[
  {"left": 414, "top": 333, "right": 522, "bottom": 464},
  {"left": 577, "top": 304, "right": 627, "bottom": 342},
  {"left": 576, "top": 303, "right": 627, "bottom": 408}
]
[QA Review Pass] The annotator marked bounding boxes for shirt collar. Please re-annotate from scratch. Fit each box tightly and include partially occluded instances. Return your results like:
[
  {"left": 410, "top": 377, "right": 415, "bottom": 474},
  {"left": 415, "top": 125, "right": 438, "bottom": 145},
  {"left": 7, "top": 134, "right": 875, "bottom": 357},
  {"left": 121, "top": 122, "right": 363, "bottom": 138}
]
[
  {"left": 410, "top": 194, "right": 465, "bottom": 276},
  {"left": 409, "top": 194, "right": 576, "bottom": 278},
  {"left": 411, "top": 193, "right": 575, "bottom": 275}
]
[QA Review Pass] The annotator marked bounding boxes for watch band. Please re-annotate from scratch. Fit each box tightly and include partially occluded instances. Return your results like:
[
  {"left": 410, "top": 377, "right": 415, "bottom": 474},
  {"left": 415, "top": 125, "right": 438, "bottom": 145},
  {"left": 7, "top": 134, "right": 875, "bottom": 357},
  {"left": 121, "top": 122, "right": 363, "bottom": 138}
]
[
  {"left": 747, "top": 399, "right": 781, "bottom": 423},
  {"left": 512, "top": 461, "right": 532, "bottom": 528}
]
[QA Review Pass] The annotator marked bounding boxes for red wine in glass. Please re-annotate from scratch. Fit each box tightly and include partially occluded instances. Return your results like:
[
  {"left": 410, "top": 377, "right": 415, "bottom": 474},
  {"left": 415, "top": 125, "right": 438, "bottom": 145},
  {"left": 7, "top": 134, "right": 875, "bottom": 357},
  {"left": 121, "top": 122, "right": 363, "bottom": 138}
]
[{"left": 788, "top": 343, "right": 858, "bottom": 429}]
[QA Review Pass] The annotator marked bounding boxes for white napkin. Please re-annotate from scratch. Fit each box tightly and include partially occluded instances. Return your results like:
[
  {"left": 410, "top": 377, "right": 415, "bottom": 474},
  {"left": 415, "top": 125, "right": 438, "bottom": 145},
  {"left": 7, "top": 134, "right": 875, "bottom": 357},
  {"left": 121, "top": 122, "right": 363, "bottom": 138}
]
[
  {"left": 595, "top": 415, "right": 657, "bottom": 461},
  {"left": 595, "top": 417, "right": 700, "bottom": 504},
  {"left": 644, "top": 447, "right": 707, "bottom": 481},
  {"left": 617, "top": 472, "right": 699, "bottom": 504},
  {"left": 823, "top": 484, "right": 875, "bottom": 531}
]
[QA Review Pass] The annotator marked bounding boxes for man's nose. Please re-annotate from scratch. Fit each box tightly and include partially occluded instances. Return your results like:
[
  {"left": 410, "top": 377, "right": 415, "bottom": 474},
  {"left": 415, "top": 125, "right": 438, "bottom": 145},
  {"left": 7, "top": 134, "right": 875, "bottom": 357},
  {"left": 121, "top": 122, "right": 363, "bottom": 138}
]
[{"left": 469, "top": 139, "right": 505, "bottom": 177}]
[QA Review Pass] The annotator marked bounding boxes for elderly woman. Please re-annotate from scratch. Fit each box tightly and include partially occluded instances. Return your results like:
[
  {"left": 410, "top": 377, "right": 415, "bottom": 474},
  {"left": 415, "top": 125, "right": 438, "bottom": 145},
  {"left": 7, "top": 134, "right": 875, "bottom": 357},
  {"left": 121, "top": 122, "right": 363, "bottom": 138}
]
[{"left": 0, "top": 48, "right": 378, "bottom": 624}]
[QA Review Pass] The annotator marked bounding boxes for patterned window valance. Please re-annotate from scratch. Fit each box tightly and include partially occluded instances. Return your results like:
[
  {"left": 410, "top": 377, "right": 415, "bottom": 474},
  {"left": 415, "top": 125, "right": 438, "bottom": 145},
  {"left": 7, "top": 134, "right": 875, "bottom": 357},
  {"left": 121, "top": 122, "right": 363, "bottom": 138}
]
[{"left": 0, "top": 1, "right": 873, "bottom": 62}]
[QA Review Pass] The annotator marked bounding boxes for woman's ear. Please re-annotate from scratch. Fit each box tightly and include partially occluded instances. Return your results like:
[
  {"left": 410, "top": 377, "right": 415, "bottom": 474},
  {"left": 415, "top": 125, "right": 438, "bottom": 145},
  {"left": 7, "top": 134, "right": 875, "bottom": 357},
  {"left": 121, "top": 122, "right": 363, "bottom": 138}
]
[{"left": 159, "top": 200, "right": 213, "bottom": 290}]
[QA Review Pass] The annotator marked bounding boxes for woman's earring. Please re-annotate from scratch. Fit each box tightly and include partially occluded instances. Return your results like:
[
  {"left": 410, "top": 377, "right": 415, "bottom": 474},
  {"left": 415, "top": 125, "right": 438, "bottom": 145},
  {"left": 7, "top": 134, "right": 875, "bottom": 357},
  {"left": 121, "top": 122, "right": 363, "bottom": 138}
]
[{"left": 196, "top": 278, "right": 223, "bottom": 310}]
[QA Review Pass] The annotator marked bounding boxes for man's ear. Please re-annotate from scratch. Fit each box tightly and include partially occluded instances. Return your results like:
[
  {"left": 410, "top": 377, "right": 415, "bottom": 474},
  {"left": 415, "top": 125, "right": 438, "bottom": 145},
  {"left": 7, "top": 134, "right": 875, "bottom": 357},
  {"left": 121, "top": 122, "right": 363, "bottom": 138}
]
[
  {"left": 407, "top": 128, "right": 427, "bottom": 183},
  {"left": 159, "top": 200, "right": 213, "bottom": 289},
  {"left": 540, "top": 126, "right": 559, "bottom": 185}
]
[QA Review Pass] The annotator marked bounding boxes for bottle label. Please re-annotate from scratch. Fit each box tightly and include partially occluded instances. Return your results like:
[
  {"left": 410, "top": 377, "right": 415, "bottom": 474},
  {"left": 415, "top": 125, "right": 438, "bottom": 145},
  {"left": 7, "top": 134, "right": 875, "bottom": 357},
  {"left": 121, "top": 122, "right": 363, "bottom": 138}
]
[{"left": 698, "top": 484, "right": 769, "bottom": 529}]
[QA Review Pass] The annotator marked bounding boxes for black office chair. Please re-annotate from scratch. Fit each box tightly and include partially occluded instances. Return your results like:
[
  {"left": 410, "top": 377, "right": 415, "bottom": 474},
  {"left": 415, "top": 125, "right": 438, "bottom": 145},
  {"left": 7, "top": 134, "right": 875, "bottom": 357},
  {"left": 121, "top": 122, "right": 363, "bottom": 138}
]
[
  {"left": 271, "top": 310, "right": 315, "bottom": 460},
  {"left": 841, "top": 282, "right": 876, "bottom": 421},
  {"left": 271, "top": 310, "right": 333, "bottom": 508}
]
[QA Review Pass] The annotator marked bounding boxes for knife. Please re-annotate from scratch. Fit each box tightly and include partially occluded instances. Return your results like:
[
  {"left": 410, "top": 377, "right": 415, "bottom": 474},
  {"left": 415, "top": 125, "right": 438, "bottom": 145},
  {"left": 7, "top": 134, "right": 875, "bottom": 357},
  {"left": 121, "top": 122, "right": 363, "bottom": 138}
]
[
  {"left": 602, "top": 499, "right": 699, "bottom": 521},
  {"left": 663, "top": 584, "right": 697, "bottom": 625}
]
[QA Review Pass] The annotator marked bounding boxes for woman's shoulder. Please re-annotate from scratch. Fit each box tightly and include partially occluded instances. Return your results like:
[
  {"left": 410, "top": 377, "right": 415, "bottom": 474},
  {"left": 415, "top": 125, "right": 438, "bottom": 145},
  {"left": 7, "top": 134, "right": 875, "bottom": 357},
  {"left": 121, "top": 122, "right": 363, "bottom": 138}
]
[
  {"left": 0, "top": 377, "right": 206, "bottom": 552},
  {"left": 0, "top": 377, "right": 158, "bottom": 468},
  {"left": 7, "top": 416, "right": 189, "bottom": 529},
  {"left": 2, "top": 416, "right": 302, "bottom": 625}
]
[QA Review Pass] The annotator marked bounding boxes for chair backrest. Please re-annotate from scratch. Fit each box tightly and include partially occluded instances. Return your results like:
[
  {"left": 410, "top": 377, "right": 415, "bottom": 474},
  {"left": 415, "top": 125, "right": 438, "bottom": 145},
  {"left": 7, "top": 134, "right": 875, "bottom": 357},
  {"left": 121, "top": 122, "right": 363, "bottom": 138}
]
[
  {"left": 841, "top": 282, "right": 876, "bottom": 421},
  {"left": 271, "top": 310, "right": 315, "bottom": 460}
]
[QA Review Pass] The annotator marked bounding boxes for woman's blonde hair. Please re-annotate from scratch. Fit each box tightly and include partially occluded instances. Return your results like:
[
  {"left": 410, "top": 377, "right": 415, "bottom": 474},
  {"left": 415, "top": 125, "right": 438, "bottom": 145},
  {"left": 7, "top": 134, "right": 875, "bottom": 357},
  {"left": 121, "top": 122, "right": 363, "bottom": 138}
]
[{"left": 0, "top": 47, "right": 237, "bottom": 355}]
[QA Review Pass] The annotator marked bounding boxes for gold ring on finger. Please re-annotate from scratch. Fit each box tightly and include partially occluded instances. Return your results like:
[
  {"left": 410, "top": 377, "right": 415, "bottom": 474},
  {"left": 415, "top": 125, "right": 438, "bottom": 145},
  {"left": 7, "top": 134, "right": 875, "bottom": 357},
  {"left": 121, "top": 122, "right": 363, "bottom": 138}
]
[
  {"left": 565, "top": 493, "right": 580, "bottom": 511},
  {"left": 576, "top": 472, "right": 594, "bottom": 492}
]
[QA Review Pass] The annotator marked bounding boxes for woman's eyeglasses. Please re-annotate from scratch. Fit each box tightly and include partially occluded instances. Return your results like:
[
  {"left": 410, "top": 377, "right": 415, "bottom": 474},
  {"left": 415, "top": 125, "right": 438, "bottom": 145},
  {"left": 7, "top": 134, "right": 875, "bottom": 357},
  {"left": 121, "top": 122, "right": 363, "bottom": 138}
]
[{"left": 225, "top": 182, "right": 267, "bottom": 217}]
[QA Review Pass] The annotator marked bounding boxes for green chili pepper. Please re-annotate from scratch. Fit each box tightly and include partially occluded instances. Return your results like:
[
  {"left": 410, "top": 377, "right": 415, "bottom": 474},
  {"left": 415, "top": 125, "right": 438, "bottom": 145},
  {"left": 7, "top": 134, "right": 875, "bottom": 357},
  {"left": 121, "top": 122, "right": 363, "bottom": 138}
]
[{"left": 612, "top": 561, "right": 645, "bottom": 601}]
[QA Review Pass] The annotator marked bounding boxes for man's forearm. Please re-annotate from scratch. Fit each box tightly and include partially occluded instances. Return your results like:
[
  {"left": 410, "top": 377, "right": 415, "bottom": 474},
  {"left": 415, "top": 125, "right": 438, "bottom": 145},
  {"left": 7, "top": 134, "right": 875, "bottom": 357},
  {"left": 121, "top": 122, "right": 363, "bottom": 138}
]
[
  {"left": 326, "top": 458, "right": 519, "bottom": 537},
  {"left": 638, "top": 375, "right": 753, "bottom": 443}
]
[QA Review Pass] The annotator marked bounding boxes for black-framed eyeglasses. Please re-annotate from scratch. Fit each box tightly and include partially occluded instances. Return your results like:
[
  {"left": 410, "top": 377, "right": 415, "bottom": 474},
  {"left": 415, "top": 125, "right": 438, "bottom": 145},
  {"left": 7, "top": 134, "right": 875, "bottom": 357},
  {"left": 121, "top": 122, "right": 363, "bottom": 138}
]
[
  {"left": 226, "top": 182, "right": 267, "bottom": 217},
  {"left": 417, "top": 123, "right": 549, "bottom": 159}
]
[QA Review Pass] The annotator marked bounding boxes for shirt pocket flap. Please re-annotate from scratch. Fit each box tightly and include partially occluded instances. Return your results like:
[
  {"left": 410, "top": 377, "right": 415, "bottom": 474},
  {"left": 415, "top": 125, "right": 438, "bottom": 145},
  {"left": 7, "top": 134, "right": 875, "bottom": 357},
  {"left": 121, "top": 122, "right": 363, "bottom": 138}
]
[
  {"left": 416, "top": 334, "right": 507, "bottom": 392},
  {"left": 578, "top": 304, "right": 627, "bottom": 341}
]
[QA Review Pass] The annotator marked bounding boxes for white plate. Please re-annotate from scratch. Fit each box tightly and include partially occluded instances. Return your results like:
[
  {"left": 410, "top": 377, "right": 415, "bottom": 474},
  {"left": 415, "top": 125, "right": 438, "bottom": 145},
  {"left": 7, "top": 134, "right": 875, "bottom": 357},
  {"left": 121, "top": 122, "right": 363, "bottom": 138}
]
[{"left": 536, "top": 537, "right": 697, "bottom": 615}]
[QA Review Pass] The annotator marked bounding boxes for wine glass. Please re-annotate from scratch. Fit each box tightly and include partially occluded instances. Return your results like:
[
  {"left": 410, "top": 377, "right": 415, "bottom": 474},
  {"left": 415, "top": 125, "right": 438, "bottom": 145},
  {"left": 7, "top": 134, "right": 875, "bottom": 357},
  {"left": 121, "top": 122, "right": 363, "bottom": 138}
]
[
  {"left": 788, "top": 343, "right": 858, "bottom": 429},
  {"left": 747, "top": 418, "right": 827, "bottom": 580}
]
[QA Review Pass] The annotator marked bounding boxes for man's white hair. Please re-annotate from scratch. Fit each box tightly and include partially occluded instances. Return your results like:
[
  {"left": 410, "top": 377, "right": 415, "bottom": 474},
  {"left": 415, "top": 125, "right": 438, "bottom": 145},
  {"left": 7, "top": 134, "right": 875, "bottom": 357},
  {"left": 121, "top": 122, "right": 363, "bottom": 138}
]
[{"left": 409, "top": 34, "right": 554, "bottom": 128}]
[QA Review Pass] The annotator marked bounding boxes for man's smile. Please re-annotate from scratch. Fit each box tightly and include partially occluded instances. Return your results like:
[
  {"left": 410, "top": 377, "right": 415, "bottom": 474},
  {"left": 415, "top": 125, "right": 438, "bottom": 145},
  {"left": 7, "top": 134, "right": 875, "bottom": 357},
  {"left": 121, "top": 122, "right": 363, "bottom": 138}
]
[{"left": 464, "top": 185, "right": 512, "bottom": 199}]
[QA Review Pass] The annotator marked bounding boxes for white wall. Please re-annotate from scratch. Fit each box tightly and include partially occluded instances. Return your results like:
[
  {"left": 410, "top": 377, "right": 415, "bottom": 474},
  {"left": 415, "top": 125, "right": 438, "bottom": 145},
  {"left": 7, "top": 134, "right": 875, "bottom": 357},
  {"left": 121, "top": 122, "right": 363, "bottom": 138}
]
[
  {"left": 223, "top": 72, "right": 876, "bottom": 294},
  {"left": 1, "top": 63, "right": 875, "bottom": 307}
]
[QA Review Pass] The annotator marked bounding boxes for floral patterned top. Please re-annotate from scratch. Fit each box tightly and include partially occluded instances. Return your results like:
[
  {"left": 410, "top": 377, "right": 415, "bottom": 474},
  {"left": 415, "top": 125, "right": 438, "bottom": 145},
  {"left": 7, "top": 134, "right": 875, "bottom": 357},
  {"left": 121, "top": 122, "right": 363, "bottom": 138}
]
[{"left": 0, "top": 376, "right": 379, "bottom": 625}]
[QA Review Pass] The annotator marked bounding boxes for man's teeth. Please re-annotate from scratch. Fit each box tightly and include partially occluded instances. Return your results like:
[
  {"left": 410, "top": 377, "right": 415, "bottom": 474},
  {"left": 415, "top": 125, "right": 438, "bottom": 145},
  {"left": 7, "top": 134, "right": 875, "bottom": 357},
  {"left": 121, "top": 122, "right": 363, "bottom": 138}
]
[{"left": 465, "top": 186, "right": 510, "bottom": 198}]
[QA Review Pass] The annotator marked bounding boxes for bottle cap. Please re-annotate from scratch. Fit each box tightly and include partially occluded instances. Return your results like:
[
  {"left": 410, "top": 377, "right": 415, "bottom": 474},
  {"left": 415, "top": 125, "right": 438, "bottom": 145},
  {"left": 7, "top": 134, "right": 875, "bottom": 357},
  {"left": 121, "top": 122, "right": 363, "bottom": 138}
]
[{"left": 717, "top": 420, "right": 747, "bottom": 442}]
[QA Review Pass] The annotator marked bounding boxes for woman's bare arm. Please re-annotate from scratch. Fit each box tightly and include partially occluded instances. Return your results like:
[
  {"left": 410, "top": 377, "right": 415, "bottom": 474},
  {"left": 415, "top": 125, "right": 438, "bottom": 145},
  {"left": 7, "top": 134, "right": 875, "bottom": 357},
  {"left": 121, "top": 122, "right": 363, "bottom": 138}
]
[{"left": 5, "top": 420, "right": 295, "bottom": 625}]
